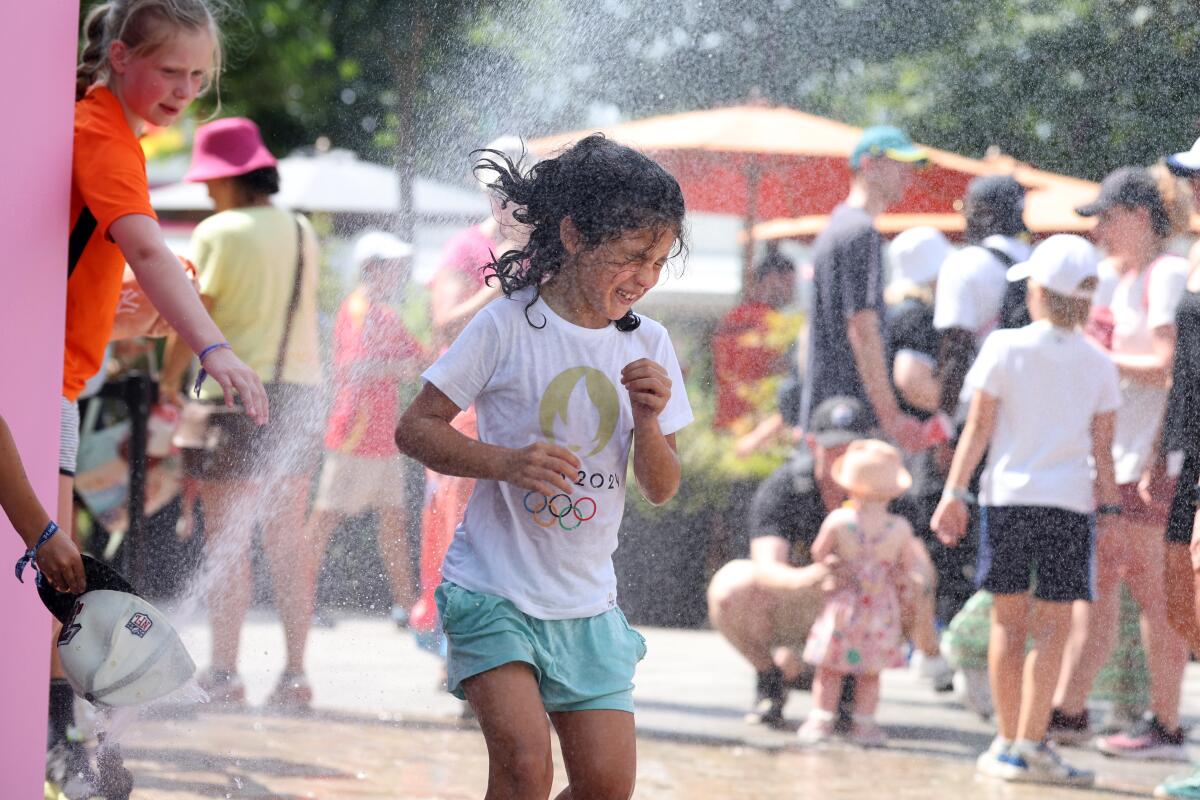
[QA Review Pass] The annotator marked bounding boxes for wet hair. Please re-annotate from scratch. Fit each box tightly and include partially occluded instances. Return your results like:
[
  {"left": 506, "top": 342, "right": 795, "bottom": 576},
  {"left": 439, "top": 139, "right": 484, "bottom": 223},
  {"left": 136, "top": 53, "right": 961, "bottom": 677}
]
[
  {"left": 77, "top": 0, "right": 223, "bottom": 103},
  {"left": 474, "top": 134, "right": 686, "bottom": 331},
  {"left": 230, "top": 166, "right": 280, "bottom": 200},
  {"left": 1036, "top": 278, "right": 1098, "bottom": 329}
]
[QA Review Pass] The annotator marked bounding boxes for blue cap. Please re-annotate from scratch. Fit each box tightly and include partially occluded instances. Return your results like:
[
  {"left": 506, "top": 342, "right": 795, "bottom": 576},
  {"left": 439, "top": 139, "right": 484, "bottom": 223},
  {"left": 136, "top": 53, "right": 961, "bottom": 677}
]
[{"left": 850, "top": 126, "right": 928, "bottom": 170}]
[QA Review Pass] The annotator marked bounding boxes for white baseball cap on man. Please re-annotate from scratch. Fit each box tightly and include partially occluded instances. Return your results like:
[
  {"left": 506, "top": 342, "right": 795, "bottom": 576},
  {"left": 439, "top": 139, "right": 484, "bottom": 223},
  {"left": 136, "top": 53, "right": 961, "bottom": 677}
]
[
  {"left": 888, "top": 226, "right": 953, "bottom": 287},
  {"left": 1006, "top": 234, "right": 1100, "bottom": 299},
  {"left": 353, "top": 231, "right": 413, "bottom": 267}
]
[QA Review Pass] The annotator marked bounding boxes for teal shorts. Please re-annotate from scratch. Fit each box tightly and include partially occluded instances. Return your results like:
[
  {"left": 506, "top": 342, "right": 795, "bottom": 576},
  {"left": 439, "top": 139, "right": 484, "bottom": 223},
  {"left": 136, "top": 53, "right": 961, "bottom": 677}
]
[{"left": 435, "top": 581, "right": 648, "bottom": 713}]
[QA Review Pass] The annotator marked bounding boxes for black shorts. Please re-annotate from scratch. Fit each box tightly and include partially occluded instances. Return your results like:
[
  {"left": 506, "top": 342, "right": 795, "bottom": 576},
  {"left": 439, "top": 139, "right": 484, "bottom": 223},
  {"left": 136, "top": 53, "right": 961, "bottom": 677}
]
[
  {"left": 1165, "top": 454, "right": 1200, "bottom": 545},
  {"left": 976, "top": 505, "right": 1094, "bottom": 602}
]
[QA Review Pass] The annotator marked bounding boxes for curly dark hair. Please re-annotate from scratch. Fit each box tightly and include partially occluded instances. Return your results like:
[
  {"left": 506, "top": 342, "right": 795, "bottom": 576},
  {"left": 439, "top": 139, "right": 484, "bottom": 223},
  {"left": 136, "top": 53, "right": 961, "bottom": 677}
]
[{"left": 473, "top": 134, "right": 686, "bottom": 331}]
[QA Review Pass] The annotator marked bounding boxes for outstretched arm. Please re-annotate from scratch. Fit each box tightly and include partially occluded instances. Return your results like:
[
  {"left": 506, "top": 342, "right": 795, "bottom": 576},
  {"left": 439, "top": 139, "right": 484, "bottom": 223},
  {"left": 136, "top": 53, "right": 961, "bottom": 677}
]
[{"left": 110, "top": 214, "right": 268, "bottom": 422}]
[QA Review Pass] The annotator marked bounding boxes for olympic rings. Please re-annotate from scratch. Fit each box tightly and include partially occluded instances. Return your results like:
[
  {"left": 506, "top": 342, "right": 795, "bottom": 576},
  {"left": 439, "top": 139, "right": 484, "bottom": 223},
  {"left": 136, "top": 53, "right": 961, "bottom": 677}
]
[{"left": 522, "top": 491, "right": 599, "bottom": 532}]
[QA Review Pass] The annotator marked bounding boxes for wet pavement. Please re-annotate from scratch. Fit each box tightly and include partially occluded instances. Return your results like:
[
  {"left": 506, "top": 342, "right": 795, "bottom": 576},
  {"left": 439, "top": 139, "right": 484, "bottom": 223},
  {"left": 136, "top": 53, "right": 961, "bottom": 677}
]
[{"left": 108, "top": 613, "right": 1200, "bottom": 798}]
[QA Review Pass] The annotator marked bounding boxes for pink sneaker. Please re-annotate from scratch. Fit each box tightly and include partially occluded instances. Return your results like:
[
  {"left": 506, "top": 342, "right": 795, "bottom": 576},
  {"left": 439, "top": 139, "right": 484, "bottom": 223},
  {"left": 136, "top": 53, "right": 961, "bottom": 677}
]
[
  {"left": 849, "top": 718, "right": 888, "bottom": 748},
  {"left": 1096, "top": 715, "right": 1189, "bottom": 762}
]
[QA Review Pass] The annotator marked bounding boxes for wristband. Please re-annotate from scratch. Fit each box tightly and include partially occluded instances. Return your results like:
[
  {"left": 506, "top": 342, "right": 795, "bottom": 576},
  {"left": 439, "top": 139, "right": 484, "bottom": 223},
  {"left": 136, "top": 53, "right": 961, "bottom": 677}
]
[
  {"left": 942, "top": 487, "right": 976, "bottom": 505},
  {"left": 193, "top": 342, "right": 233, "bottom": 398},
  {"left": 14, "top": 521, "right": 59, "bottom": 583},
  {"left": 1097, "top": 504, "right": 1124, "bottom": 516}
]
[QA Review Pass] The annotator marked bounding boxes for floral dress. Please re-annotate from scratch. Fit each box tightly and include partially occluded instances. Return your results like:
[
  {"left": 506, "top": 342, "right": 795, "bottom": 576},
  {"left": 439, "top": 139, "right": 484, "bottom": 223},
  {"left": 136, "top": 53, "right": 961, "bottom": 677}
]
[{"left": 803, "top": 514, "right": 907, "bottom": 674}]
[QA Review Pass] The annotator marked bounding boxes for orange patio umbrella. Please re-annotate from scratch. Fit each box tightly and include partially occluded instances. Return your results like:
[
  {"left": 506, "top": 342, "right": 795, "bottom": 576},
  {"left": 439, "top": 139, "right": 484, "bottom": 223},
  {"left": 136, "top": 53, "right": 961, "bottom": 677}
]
[
  {"left": 753, "top": 157, "right": 1106, "bottom": 240},
  {"left": 534, "top": 106, "right": 1021, "bottom": 287}
]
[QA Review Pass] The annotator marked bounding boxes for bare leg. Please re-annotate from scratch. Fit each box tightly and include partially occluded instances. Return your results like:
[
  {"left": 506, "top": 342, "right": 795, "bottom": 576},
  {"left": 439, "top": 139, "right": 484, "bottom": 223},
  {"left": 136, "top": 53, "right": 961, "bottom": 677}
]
[
  {"left": 990, "top": 593, "right": 1031, "bottom": 742},
  {"left": 1054, "top": 529, "right": 1123, "bottom": 716},
  {"left": 853, "top": 673, "right": 881, "bottom": 717},
  {"left": 461, "top": 662, "right": 555, "bottom": 800},
  {"left": 811, "top": 667, "right": 843, "bottom": 714},
  {"left": 707, "top": 561, "right": 780, "bottom": 674},
  {"left": 1125, "top": 522, "right": 1187, "bottom": 729},
  {"left": 260, "top": 475, "right": 319, "bottom": 676},
  {"left": 199, "top": 479, "right": 258, "bottom": 672},
  {"left": 1165, "top": 542, "right": 1200, "bottom": 654},
  {"left": 1016, "top": 600, "right": 1072, "bottom": 742},
  {"left": 550, "top": 710, "right": 636, "bottom": 800},
  {"left": 376, "top": 504, "right": 415, "bottom": 608}
]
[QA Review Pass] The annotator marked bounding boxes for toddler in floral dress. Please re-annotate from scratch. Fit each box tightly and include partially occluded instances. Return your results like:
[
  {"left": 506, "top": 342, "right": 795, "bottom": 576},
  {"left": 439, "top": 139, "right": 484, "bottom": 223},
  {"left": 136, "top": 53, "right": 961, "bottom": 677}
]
[{"left": 799, "top": 439, "right": 915, "bottom": 747}]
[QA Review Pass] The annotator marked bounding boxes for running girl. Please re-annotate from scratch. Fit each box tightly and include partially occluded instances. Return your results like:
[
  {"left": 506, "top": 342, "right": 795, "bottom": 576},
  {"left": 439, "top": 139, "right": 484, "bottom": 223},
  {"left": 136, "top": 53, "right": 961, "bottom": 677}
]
[
  {"left": 395, "top": 134, "right": 692, "bottom": 800},
  {"left": 798, "top": 439, "right": 918, "bottom": 747}
]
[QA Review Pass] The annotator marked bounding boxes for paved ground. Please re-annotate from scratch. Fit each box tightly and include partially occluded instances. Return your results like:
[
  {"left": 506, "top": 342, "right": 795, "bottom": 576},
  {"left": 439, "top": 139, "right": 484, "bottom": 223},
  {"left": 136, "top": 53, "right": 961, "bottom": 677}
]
[{"left": 96, "top": 611, "right": 1200, "bottom": 798}]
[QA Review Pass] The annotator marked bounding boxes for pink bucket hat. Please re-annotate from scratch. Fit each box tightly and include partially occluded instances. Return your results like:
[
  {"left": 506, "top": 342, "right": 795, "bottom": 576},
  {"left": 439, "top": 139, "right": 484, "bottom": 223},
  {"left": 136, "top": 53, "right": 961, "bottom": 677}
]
[{"left": 185, "top": 117, "right": 277, "bottom": 182}]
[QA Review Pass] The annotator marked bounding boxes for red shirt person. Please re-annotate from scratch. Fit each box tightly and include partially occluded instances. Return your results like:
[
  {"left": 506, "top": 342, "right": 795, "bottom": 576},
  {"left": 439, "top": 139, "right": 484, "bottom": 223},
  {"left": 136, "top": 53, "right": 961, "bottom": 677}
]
[
  {"left": 712, "top": 247, "right": 796, "bottom": 430},
  {"left": 310, "top": 232, "right": 425, "bottom": 629}
]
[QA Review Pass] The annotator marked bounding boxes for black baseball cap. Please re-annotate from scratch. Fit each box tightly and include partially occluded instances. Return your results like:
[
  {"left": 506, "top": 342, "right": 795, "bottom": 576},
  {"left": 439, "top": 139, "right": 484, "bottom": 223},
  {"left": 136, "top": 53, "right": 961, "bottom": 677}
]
[
  {"left": 1075, "top": 167, "right": 1171, "bottom": 237},
  {"left": 39, "top": 555, "right": 136, "bottom": 624},
  {"left": 963, "top": 175, "right": 1027, "bottom": 235},
  {"left": 809, "top": 396, "right": 873, "bottom": 447}
]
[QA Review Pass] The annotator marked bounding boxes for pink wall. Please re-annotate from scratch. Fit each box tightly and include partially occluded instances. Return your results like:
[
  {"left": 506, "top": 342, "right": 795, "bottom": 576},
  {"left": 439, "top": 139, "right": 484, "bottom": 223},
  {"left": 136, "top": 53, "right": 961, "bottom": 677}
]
[{"left": 0, "top": 3, "right": 78, "bottom": 796}]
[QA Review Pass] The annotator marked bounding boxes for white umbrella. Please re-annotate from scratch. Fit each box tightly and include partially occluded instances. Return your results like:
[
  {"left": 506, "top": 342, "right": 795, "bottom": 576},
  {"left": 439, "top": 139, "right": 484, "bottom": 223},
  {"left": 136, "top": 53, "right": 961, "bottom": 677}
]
[{"left": 149, "top": 148, "right": 488, "bottom": 217}]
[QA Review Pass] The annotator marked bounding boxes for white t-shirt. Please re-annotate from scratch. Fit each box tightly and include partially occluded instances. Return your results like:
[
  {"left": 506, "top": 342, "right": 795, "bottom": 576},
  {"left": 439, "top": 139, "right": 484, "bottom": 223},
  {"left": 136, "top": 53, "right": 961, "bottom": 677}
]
[
  {"left": 423, "top": 290, "right": 694, "bottom": 620},
  {"left": 1095, "top": 255, "right": 1189, "bottom": 483},
  {"left": 966, "top": 321, "right": 1121, "bottom": 513},
  {"left": 933, "top": 235, "right": 1033, "bottom": 343}
]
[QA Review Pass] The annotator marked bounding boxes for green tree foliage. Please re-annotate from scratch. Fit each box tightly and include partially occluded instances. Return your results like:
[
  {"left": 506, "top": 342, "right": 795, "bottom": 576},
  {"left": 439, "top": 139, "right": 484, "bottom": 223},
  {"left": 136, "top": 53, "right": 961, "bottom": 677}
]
[{"left": 80, "top": 0, "right": 1200, "bottom": 183}]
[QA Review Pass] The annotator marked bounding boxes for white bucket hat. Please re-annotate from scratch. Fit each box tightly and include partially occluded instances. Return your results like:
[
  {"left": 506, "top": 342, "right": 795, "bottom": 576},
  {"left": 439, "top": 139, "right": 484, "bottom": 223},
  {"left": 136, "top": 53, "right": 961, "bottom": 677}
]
[{"left": 41, "top": 557, "right": 196, "bottom": 708}]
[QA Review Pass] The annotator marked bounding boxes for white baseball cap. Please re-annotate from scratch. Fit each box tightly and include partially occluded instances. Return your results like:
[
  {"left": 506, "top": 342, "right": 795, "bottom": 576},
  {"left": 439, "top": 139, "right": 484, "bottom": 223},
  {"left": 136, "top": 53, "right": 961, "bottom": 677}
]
[
  {"left": 888, "top": 226, "right": 952, "bottom": 287},
  {"left": 353, "top": 231, "right": 413, "bottom": 267},
  {"left": 56, "top": 590, "right": 196, "bottom": 708},
  {"left": 1006, "top": 234, "right": 1100, "bottom": 299},
  {"left": 1167, "top": 137, "right": 1200, "bottom": 178}
]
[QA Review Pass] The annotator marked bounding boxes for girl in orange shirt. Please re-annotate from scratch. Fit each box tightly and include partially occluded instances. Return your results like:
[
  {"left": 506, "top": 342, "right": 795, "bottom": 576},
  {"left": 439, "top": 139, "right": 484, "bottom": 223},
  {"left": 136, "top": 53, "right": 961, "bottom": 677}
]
[{"left": 47, "top": 1, "right": 266, "bottom": 778}]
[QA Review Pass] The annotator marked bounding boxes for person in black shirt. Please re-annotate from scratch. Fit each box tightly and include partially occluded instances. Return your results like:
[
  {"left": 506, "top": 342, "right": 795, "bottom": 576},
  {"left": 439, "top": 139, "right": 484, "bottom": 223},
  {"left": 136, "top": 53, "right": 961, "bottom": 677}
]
[
  {"left": 708, "top": 396, "right": 944, "bottom": 726},
  {"left": 800, "top": 126, "right": 928, "bottom": 452}
]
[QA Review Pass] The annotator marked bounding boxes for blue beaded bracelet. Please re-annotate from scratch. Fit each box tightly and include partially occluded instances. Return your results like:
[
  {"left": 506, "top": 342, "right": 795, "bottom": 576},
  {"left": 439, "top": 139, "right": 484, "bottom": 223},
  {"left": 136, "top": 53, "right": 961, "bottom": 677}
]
[{"left": 193, "top": 342, "right": 233, "bottom": 397}]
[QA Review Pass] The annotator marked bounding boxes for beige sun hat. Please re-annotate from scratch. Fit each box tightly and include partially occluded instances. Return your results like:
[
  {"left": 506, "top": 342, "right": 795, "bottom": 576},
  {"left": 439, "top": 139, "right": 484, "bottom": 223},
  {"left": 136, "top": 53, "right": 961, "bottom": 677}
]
[{"left": 830, "top": 439, "right": 912, "bottom": 500}]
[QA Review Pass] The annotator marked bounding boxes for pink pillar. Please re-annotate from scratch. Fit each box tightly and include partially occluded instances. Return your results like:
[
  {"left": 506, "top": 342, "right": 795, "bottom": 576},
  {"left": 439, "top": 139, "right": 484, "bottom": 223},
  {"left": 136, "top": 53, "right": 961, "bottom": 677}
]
[{"left": 0, "top": 3, "right": 78, "bottom": 796}]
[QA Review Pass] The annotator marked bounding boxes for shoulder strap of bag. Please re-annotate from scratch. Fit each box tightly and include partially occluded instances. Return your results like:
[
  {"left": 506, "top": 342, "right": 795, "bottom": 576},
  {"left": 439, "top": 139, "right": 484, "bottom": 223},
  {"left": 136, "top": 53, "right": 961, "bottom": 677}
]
[{"left": 274, "top": 215, "right": 306, "bottom": 383}]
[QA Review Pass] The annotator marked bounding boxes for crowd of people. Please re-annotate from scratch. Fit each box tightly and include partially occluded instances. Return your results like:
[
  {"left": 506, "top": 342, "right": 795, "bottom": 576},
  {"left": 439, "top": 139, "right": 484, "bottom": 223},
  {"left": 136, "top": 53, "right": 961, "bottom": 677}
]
[
  {"left": 708, "top": 123, "right": 1200, "bottom": 794},
  {"left": 7, "top": 1, "right": 1200, "bottom": 798}
]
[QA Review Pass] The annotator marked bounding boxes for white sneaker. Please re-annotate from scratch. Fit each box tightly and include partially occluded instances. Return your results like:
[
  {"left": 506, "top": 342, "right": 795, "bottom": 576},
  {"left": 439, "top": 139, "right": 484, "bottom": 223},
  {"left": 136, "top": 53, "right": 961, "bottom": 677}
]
[
  {"left": 797, "top": 714, "right": 837, "bottom": 745},
  {"left": 960, "top": 668, "right": 993, "bottom": 719},
  {"left": 976, "top": 736, "right": 1013, "bottom": 778},
  {"left": 911, "top": 651, "right": 955, "bottom": 691},
  {"left": 998, "top": 741, "right": 1095, "bottom": 787}
]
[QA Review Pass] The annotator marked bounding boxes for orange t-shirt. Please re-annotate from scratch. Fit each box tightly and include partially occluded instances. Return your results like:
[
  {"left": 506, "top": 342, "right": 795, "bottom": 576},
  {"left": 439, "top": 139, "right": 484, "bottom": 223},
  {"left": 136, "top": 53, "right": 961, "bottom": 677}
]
[{"left": 63, "top": 86, "right": 157, "bottom": 400}]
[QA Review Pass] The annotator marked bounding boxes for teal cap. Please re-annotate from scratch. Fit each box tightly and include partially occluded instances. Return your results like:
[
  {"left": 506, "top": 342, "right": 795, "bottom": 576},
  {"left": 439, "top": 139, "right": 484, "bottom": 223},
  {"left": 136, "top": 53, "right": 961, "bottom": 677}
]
[{"left": 850, "top": 126, "right": 928, "bottom": 170}]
